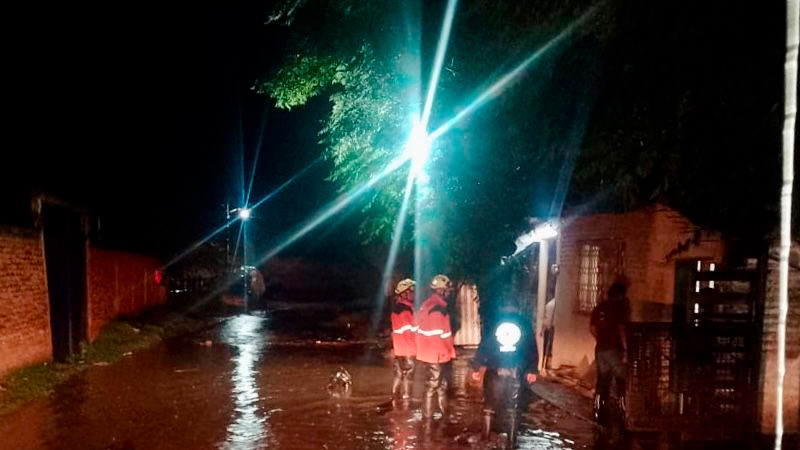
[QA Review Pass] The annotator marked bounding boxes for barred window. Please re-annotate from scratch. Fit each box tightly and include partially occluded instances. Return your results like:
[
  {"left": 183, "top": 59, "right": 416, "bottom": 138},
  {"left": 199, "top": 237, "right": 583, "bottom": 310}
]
[
  {"left": 577, "top": 244, "right": 601, "bottom": 312},
  {"left": 575, "top": 240, "right": 623, "bottom": 313}
]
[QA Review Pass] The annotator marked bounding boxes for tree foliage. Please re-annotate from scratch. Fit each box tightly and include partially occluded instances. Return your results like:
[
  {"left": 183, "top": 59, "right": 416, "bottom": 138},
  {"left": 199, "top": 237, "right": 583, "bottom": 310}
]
[
  {"left": 259, "top": 0, "right": 791, "bottom": 285},
  {"left": 261, "top": 0, "right": 603, "bottom": 282}
]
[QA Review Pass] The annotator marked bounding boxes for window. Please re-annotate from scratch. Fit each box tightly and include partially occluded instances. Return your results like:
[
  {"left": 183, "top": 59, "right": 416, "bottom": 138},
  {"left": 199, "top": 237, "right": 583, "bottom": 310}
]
[
  {"left": 576, "top": 240, "right": 623, "bottom": 313},
  {"left": 577, "top": 244, "right": 601, "bottom": 312}
]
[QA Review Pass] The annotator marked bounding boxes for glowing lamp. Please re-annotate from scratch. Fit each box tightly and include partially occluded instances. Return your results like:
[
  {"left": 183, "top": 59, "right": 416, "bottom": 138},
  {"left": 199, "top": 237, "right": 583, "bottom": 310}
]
[
  {"left": 513, "top": 220, "right": 559, "bottom": 256},
  {"left": 405, "top": 125, "right": 431, "bottom": 176},
  {"left": 238, "top": 208, "right": 251, "bottom": 220},
  {"left": 495, "top": 322, "right": 522, "bottom": 352}
]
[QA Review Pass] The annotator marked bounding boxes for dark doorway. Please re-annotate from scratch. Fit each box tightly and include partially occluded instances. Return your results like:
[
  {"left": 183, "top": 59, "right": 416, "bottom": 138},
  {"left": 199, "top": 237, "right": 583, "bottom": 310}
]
[{"left": 42, "top": 203, "right": 87, "bottom": 362}]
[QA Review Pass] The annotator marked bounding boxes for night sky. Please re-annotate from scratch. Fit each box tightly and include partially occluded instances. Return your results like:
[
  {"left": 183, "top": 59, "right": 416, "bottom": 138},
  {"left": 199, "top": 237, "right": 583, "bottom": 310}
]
[
  {"left": 3, "top": 1, "right": 358, "bottom": 261},
  {"left": 1, "top": 1, "right": 792, "bottom": 263}
]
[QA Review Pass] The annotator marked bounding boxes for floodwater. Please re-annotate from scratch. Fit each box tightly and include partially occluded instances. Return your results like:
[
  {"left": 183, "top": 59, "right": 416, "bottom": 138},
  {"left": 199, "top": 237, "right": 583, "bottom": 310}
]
[
  {"left": 0, "top": 312, "right": 595, "bottom": 449},
  {"left": 1, "top": 310, "right": 783, "bottom": 449}
]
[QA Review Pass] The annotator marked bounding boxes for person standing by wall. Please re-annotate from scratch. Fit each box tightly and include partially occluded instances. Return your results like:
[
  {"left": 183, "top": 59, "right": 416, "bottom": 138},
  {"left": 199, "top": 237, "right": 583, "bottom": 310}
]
[
  {"left": 540, "top": 297, "right": 556, "bottom": 376},
  {"left": 415, "top": 274, "right": 456, "bottom": 422},
  {"left": 590, "top": 282, "right": 630, "bottom": 420},
  {"left": 390, "top": 278, "right": 417, "bottom": 408}
]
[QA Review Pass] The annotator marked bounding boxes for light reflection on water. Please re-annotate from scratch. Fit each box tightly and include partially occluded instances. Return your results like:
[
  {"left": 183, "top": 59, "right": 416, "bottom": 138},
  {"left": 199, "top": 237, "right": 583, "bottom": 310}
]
[{"left": 220, "top": 314, "right": 269, "bottom": 450}]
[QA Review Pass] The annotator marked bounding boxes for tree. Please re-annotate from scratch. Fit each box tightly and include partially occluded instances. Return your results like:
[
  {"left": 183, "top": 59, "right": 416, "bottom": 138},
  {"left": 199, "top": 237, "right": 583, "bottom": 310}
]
[
  {"left": 259, "top": 0, "right": 793, "bottom": 296},
  {"left": 261, "top": 0, "right": 604, "bottom": 288}
]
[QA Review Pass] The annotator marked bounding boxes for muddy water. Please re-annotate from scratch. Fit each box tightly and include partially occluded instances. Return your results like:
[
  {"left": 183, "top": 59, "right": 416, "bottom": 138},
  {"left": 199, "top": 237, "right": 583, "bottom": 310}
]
[{"left": 0, "top": 314, "right": 594, "bottom": 449}]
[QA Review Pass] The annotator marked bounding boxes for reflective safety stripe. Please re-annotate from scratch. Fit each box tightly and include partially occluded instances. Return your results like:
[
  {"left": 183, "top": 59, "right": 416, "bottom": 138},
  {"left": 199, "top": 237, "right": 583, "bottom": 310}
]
[
  {"left": 393, "top": 325, "right": 418, "bottom": 334},
  {"left": 416, "top": 328, "right": 444, "bottom": 336},
  {"left": 440, "top": 332, "right": 452, "bottom": 339}
]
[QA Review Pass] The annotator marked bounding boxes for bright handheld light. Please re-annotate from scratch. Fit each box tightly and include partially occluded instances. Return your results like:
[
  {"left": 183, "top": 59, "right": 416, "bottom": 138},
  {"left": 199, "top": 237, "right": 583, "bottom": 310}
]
[
  {"left": 238, "top": 208, "right": 252, "bottom": 220},
  {"left": 495, "top": 322, "right": 522, "bottom": 352}
]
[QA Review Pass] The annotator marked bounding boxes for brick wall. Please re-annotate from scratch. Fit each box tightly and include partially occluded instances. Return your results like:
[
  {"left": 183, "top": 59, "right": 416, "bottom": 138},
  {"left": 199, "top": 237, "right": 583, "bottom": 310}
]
[
  {"left": 551, "top": 205, "right": 724, "bottom": 369},
  {"left": 759, "top": 241, "right": 800, "bottom": 434},
  {"left": 0, "top": 228, "right": 166, "bottom": 375},
  {"left": 0, "top": 227, "right": 51, "bottom": 376},
  {"left": 87, "top": 248, "right": 166, "bottom": 341}
]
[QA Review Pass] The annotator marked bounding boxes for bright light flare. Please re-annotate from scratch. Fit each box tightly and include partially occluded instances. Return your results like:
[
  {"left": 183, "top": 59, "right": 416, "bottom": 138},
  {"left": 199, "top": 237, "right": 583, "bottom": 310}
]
[
  {"left": 162, "top": 219, "right": 238, "bottom": 270},
  {"left": 405, "top": 124, "right": 432, "bottom": 177},
  {"left": 161, "top": 158, "right": 319, "bottom": 272},
  {"left": 512, "top": 220, "right": 559, "bottom": 256},
  {"left": 238, "top": 208, "right": 252, "bottom": 220},
  {"left": 429, "top": 5, "right": 600, "bottom": 142},
  {"left": 254, "top": 155, "right": 408, "bottom": 267},
  {"left": 420, "top": 0, "right": 459, "bottom": 128}
]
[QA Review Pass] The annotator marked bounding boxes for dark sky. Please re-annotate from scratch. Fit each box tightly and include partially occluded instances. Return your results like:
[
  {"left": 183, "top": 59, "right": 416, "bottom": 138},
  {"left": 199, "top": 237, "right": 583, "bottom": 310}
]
[
  {"left": 1, "top": 0, "right": 791, "bottom": 262},
  {"left": 3, "top": 1, "right": 361, "bottom": 261}
]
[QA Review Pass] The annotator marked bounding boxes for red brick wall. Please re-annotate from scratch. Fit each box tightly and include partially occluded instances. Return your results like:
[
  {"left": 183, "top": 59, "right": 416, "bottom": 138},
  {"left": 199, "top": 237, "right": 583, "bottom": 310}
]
[
  {"left": 551, "top": 205, "right": 725, "bottom": 369},
  {"left": 759, "top": 241, "right": 800, "bottom": 433},
  {"left": 0, "top": 227, "right": 52, "bottom": 376},
  {"left": 87, "top": 248, "right": 166, "bottom": 341}
]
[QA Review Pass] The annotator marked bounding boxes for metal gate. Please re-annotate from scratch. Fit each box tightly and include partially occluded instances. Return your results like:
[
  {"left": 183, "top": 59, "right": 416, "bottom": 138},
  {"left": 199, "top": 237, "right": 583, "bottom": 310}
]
[
  {"left": 454, "top": 283, "right": 481, "bottom": 347},
  {"left": 626, "top": 267, "right": 761, "bottom": 438}
]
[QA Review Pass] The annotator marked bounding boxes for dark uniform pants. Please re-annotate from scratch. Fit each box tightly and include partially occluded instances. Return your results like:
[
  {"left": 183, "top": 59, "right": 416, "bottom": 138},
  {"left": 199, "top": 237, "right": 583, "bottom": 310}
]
[
  {"left": 483, "top": 369, "right": 521, "bottom": 416},
  {"left": 595, "top": 349, "right": 626, "bottom": 400}
]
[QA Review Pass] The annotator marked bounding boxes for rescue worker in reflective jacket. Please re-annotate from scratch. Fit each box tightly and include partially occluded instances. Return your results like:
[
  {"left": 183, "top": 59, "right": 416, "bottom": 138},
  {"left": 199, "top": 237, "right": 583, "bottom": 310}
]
[
  {"left": 470, "top": 304, "right": 539, "bottom": 444},
  {"left": 390, "top": 278, "right": 417, "bottom": 406},
  {"left": 415, "top": 274, "right": 456, "bottom": 421}
]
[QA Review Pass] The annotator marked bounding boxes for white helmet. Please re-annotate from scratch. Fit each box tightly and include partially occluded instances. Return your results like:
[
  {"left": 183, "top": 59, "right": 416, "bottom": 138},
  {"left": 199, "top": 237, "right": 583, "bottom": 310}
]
[
  {"left": 394, "top": 278, "right": 415, "bottom": 295},
  {"left": 430, "top": 274, "right": 452, "bottom": 290}
]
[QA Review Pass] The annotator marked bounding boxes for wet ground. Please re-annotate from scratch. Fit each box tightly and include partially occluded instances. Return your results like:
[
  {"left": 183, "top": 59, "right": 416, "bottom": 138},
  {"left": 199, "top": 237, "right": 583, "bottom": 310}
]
[
  {"left": 0, "top": 308, "right": 792, "bottom": 449},
  {"left": 0, "top": 311, "right": 596, "bottom": 450}
]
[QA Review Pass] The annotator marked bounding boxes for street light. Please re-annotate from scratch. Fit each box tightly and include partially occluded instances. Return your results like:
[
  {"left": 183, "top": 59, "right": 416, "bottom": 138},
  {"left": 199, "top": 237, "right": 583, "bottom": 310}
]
[
  {"left": 226, "top": 204, "right": 252, "bottom": 221},
  {"left": 225, "top": 203, "right": 252, "bottom": 276}
]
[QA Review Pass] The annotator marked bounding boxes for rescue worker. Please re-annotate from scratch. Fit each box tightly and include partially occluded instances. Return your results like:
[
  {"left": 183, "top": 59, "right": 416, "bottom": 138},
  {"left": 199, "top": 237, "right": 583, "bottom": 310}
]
[
  {"left": 415, "top": 274, "right": 456, "bottom": 421},
  {"left": 390, "top": 278, "right": 417, "bottom": 406},
  {"left": 470, "top": 304, "right": 539, "bottom": 445}
]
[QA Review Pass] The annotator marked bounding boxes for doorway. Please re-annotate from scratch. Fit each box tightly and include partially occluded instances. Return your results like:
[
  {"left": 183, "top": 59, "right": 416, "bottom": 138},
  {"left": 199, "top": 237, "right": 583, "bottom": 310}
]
[{"left": 42, "top": 203, "right": 87, "bottom": 362}]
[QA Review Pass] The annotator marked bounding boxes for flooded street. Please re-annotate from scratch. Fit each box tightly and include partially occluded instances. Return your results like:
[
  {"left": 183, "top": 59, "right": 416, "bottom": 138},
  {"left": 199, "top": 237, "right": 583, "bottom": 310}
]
[{"left": 0, "top": 312, "right": 596, "bottom": 450}]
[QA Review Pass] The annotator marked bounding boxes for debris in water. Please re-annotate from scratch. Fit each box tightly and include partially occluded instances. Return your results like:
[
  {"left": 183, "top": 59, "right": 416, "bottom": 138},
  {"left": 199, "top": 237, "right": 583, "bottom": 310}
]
[
  {"left": 201, "top": 340, "right": 213, "bottom": 347},
  {"left": 122, "top": 352, "right": 133, "bottom": 357},
  {"left": 174, "top": 368, "right": 199, "bottom": 373},
  {"left": 326, "top": 366, "right": 352, "bottom": 399},
  {"left": 93, "top": 362, "right": 110, "bottom": 366}
]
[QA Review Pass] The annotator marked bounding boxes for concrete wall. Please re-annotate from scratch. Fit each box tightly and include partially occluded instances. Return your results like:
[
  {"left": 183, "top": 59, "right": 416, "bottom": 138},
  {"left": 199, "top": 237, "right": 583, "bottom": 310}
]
[
  {"left": 0, "top": 227, "right": 52, "bottom": 376},
  {"left": 87, "top": 248, "right": 166, "bottom": 341},
  {"left": 551, "top": 205, "right": 725, "bottom": 370},
  {"left": 759, "top": 241, "right": 800, "bottom": 434}
]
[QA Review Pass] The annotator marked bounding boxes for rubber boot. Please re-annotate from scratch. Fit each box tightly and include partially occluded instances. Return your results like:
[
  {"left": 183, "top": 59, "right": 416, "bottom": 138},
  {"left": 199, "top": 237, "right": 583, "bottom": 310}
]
[
  {"left": 593, "top": 394, "right": 603, "bottom": 423},
  {"left": 507, "top": 411, "right": 519, "bottom": 449},
  {"left": 422, "top": 393, "right": 436, "bottom": 420},
  {"left": 391, "top": 375, "right": 402, "bottom": 401},
  {"left": 482, "top": 411, "right": 494, "bottom": 441},
  {"left": 437, "top": 389, "right": 449, "bottom": 421},
  {"left": 399, "top": 379, "right": 412, "bottom": 408}
]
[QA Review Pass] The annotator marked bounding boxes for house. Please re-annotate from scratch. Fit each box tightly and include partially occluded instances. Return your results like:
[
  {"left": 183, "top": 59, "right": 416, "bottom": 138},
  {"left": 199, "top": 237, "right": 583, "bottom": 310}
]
[
  {"left": 550, "top": 204, "right": 725, "bottom": 370},
  {"left": 547, "top": 203, "right": 799, "bottom": 436}
]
